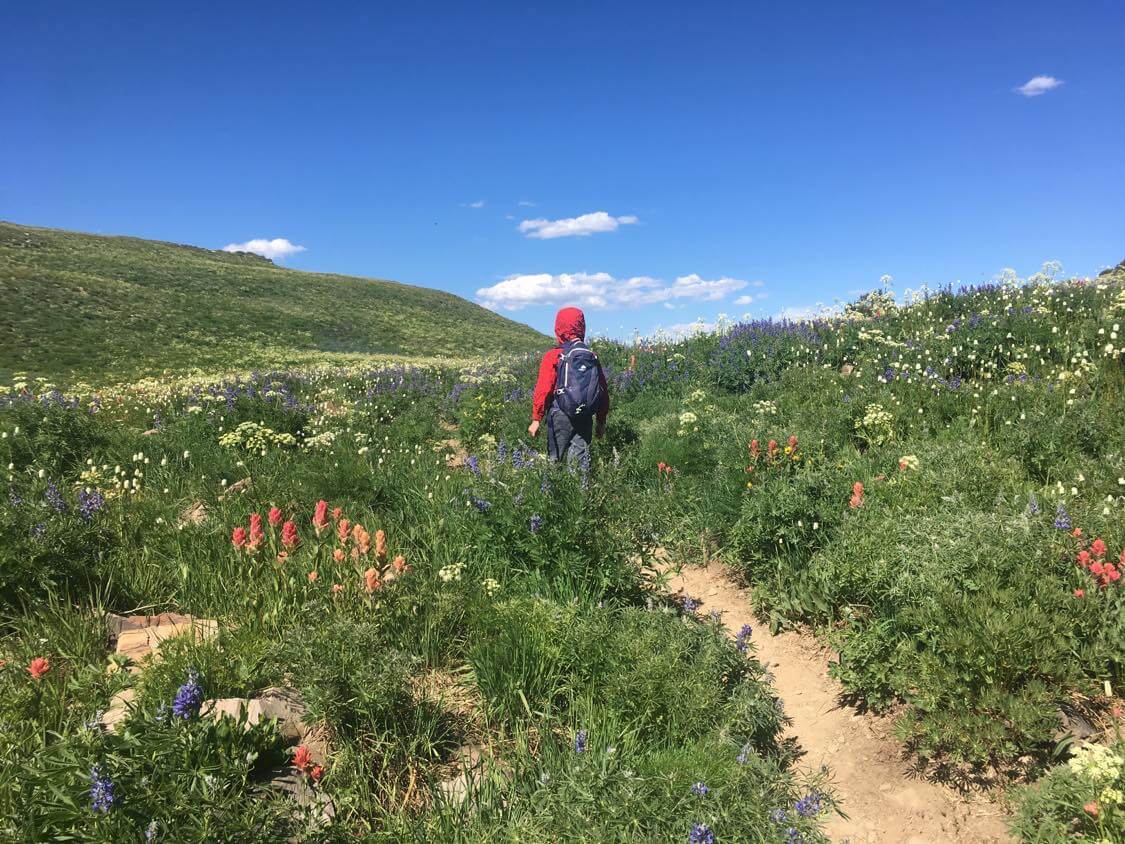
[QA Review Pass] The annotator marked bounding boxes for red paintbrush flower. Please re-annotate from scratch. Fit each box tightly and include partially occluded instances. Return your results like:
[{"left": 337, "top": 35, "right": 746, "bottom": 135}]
[
  {"left": 28, "top": 657, "right": 50, "bottom": 680},
  {"left": 281, "top": 521, "right": 299, "bottom": 549},
  {"left": 312, "top": 500, "right": 330, "bottom": 535}
]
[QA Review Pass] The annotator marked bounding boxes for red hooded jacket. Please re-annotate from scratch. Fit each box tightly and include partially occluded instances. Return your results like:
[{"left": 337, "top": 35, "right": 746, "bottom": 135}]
[{"left": 531, "top": 306, "right": 610, "bottom": 424}]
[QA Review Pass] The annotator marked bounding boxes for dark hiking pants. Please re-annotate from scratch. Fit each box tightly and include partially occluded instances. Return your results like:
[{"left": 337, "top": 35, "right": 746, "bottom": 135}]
[{"left": 546, "top": 406, "right": 592, "bottom": 467}]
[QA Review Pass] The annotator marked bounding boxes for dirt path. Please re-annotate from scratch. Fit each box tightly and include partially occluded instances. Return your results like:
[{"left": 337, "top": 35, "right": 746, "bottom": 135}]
[{"left": 666, "top": 561, "right": 1013, "bottom": 844}]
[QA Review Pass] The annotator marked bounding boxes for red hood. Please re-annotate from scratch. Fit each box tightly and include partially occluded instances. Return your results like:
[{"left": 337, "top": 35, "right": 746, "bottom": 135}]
[{"left": 554, "top": 307, "right": 586, "bottom": 344}]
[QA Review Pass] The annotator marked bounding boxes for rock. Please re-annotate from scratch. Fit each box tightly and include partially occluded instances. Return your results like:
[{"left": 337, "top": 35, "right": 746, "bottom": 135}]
[
  {"left": 436, "top": 744, "right": 485, "bottom": 805},
  {"left": 106, "top": 612, "right": 218, "bottom": 673},
  {"left": 1054, "top": 705, "right": 1097, "bottom": 741},
  {"left": 178, "top": 501, "right": 208, "bottom": 527},
  {"left": 271, "top": 771, "right": 336, "bottom": 828},
  {"left": 99, "top": 688, "right": 136, "bottom": 732},
  {"left": 258, "top": 686, "right": 312, "bottom": 741},
  {"left": 200, "top": 698, "right": 265, "bottom": 727},
  {"left": 219, "top": 477, "right": 252, "bottom": 500}
]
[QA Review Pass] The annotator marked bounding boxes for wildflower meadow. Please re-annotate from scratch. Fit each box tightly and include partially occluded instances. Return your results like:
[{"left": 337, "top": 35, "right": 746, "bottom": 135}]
[{"left": 1, "top": 263, "right": 1123, "bottom": 841}]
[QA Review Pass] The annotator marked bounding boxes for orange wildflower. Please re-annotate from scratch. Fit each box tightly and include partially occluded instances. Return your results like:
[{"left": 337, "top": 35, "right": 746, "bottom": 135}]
[
  {"left": 293, "top": 745, "right": 313, "bottom": 773},
  {"left": 308, "top": 571, "right": 318, "bottom": 582},
  {"left": 364, "top": 567, "right": 381, "bottom": 593},
  {"left": 375, "top": 529, "right": 387, "bottom": 563},
  {"left": 28, "top": 657, "right": 50, "bottom": 680},
  {"left": 849, "top": 482, "right": 865, "bottom": 509},
  {"left": 351, "top": 524, "right": 371, "bottom": 556},
  {"left": 333, "top": 548, "right": 345, "bottom": 563}
]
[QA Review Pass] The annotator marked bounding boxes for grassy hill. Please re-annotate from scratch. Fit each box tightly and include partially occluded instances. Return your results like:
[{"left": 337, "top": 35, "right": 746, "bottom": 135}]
[{"left": 0, "top": 222, "right": 549, "bottom": 384}]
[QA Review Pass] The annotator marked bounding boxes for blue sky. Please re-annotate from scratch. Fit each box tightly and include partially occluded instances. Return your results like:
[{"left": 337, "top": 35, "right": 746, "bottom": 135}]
[{"left": 3, "top": 1, "right": 1123, "bottom": 339}]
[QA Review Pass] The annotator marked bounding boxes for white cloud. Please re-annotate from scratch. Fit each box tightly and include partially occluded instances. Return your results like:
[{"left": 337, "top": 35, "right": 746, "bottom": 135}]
[
  {"left": 476, "top": 271, "right": 749, "bottom": 311},
  {"left": 1016, "top": 75, "right": 1063, "bottom": 97},
  {"left": 518, "top": 211, "right": 639, "bottom": 239},
  {"left": 467, "top": 199, "right": 486, "bottom": 208},
  {"left": 517, "top": 200, "right": 536, "bottom": 207},
  {"left": 662, "top": 319, "right": 715, "bottom": 338},
  {"left": 774, "top": 305, "right": 820, "bottom": 322},
  {"left": 733, "top": 294, "right": 755, "bottom": 306},
  {"left": 222, "top": 238, "right": 306, "bottom": 261}
]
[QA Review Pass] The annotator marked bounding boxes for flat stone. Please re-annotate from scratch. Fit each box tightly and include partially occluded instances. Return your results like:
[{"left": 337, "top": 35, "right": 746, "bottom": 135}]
[
  {"left": 258, "top": 686, "right": 312, "bottom": 740},
  {"left": 218, "top": 477, "right": 252, "bottom": 500},
  {"left": 107, "top": 614, "right": 218, "bottom": 674},
  {"left": 436, "top": 744, "right": 485, "bottom": 805},
  {"left": 271, "top": 771, "right": 336, "bottom": 827},
  {"left": 201, "top": 698, "right": 264, "bottom": 727},
  {"left": 178, "top": 501, "right": 208, "bottom": 527},
  {"left": 100, "top": 688, "right": 137, "bottom": 732}
]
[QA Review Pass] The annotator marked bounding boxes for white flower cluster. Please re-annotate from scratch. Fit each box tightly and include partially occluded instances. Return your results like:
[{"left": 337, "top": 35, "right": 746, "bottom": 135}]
[
  {"left": 856, "top": 403, "right": 894, "bottom": 446},
  {"left": 301, "top": 430, "right": 337, "bottom": 451},
  {"left": 439, "top": 562, "right": 464, "bottom": 583},
  {"left": 217, "top": 421, "right": 297, "bottom": 454}
]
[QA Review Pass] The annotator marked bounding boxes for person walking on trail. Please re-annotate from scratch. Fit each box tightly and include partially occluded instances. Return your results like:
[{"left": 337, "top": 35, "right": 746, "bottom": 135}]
[{"left": 528, "top": 306, "right": 610, "bottom": 464}]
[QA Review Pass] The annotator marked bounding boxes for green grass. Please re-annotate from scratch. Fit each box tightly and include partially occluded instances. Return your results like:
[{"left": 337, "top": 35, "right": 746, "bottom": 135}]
[{"left": 0, "top": 221, "right": 549, "bottom": 384}]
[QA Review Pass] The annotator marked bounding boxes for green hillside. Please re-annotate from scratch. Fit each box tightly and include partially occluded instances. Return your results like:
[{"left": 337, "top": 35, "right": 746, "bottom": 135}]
[{"left": 0, "top": 222, "right": 549, "bottom": 384}]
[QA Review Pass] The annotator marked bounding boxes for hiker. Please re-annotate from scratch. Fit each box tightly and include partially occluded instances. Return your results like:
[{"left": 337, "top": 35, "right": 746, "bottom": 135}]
[{"left": 527, "top": 306, "right": 609, "bottom": 464}]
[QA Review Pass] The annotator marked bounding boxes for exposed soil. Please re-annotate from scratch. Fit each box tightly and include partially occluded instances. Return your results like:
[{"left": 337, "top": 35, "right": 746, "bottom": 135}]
[{"left": 666, "top": 560, "right": 1014, "bottom": 844}]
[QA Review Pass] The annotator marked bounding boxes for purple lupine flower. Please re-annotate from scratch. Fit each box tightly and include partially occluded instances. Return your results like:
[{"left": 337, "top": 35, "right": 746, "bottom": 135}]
[
  {"left": 77, "top": 488, "right": 106, "bottom": 521},
  {"left": 769, "top": 808, "right": 787, "bottom": 824},
  {"left": 31, "top": 523, "right": 46, "bottom": 540},
  {"left": 463, "top": 455, "right": 481, "bottom": 476},
  {"left": 171, "top": 669, "right": 203, "bottom": 719},
  {"left": 1053, "top": 504, "right": 1071, "bottom": 530},
  {"left": 89, "top": 765, "right": 115, "bottom": 812},
  {"left": 734, "top": 624, "right": 753, "bottom": 652},
  {"left": 786, "top": 828, "right": 802, "bottom": 844},
  {"left": 689, "top": 823, "right": 715, "bottom": 844},
  {"left": 794, "top": 790, "right": 823, "bottom": 818},
  {"left": 529, "top": 514, "right": 542, "bottom": 533},
  {"left": 1026, "top": 495, "right": 1040, "bottom": 516},
  {"left": 681, "top": 596, "right": 700, "bottom": 614},
  {"left": 472, "top": 497, "right": 491, "bottom": 513},
  {"left": 574, "top": 729, "right": 587, "bottom": 753},
  {"left": 44, "top": 482, "right": 68, "bottom": 514},
  {"left": 7, "top": 488, "right": 22, "bottom": 508},
  {"left": 691, "top": 781, "right": 710, "bottom": 796}
]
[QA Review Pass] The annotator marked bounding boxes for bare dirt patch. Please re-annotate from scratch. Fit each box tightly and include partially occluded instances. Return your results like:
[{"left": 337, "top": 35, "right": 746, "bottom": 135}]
[{"left": 667, "top": 560, "right": 1013, "bottom": 844}]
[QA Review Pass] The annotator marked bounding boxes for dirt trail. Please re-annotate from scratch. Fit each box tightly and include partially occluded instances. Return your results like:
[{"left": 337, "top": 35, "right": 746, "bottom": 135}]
[{"left": 666, "top": 561, "right": 1013, "bottom": 844}]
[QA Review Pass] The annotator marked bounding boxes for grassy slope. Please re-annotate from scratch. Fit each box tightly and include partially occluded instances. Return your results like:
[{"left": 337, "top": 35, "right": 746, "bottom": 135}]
[{"left": 0, "top": 221, "right": 549, "bottom": 383}]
